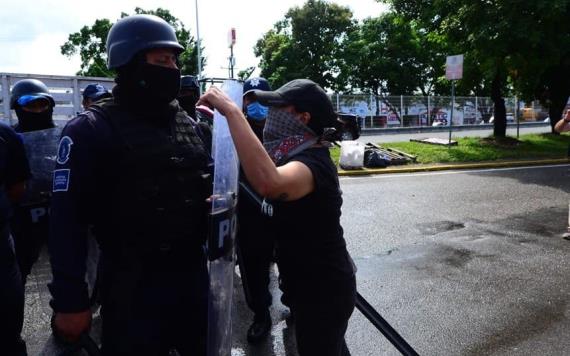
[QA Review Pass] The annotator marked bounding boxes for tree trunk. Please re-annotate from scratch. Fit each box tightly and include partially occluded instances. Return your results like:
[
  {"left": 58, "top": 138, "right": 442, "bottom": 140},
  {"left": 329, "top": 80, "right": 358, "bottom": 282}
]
[
  {"left": 547, "top": 63, "right": 570, "bottom": 133},
  {"left": 491, "top": 70, "right": 507, "bottom": 137}
]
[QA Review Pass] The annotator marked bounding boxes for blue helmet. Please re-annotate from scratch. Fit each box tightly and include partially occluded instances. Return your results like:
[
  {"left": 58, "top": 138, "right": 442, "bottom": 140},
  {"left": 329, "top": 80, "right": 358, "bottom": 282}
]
[
  {"left": 106, "top": 14, "right": 184, "bottom": 69},
  {"left": 10, "top": 79, "right": 55, "bottom": 109}
]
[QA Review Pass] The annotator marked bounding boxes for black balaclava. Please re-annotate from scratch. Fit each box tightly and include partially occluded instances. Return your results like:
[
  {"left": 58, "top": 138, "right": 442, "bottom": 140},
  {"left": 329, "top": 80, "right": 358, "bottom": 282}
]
[
  {"left": 178, "top": 92, "right": 199, "bottom": 119},
  {"left": 14, "top": 106, "right": 55, "bottom": 133},
  {"left": 114, "top": 53, "right": 181, "bottom": 115}
]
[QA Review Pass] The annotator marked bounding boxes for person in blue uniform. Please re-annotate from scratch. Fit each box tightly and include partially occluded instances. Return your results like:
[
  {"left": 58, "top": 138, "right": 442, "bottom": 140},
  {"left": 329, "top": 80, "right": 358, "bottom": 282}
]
[
  {"left": 237, "top": 77, "right": 275, "bottom": 343},
  {"left": 0, "top": 122, "right": 31, "bottom": 356},
  {"left": 9, "top": 79, "right": 56, "bottom": 285},
  {"left": 199, "top": 79, "right": 357, "bottom": 356},
  {"left": 82, "top": 83, "right": 112, "bottom": 110},
  {"left": 48, "top": 14, "right": 212, "bottom": 355}
]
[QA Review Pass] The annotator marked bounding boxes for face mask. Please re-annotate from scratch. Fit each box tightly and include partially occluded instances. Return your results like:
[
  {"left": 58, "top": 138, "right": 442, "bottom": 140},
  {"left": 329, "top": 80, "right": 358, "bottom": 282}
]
[
  {"left": 246, "top": 102, "right": 269, "bottom": 121},
  {"left": 15, "top": 107, "right": 54, "bottom": 133},
  {"left": 134, "top": 63, "right": 181, "bottom": 105},
  {"left": 263, "top": 108, "right": 317, "bottom": 164},
  {"left": 178, "top": 95, "right": 198, "bottom": 118}
]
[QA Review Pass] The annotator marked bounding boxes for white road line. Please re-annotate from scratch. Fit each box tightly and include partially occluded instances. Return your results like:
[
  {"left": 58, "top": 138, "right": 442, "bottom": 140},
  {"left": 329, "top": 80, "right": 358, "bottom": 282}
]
[{"left": 341, "top": 164, "right": 570, "bottom": 180}]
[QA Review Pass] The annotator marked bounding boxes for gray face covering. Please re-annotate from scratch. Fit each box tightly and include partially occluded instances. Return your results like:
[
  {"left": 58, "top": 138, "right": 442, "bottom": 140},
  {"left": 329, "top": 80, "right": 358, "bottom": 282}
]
[{"left": 263, "top": 108, "right": 317, "bottom": 164}]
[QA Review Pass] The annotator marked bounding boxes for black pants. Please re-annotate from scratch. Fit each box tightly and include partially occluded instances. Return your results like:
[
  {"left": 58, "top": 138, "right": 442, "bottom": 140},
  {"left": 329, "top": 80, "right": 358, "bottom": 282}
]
[
  {"left": 100, "top": 246, "right": 209, "bottom": 356},
  {"left": 236, "top": 206, "right": 273, "bottom": 316},
  {"left": 287, "top": 275, "right": 356, "bottom": 356},
  {"left": 0, "top": 224, "right": 27, "bottom": 356}
]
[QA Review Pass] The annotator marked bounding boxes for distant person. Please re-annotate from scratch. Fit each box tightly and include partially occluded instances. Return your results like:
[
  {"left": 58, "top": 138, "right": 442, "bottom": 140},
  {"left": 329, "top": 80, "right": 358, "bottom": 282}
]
[
  {"left": 82, "top": 83, "right": 112, "bottom": 110},
  {"left": 554, "top": 108, "right": 570, "bottom": 133},
  {"left": 10, "top": 79, "right": 55, "bottom": 133},
  {"left": 177, "top": 75, "right": 214, "bottom": 127},
  {"left": 0, "top": 121, "right": 31, "bottom": 355},
  {"left": 554, "top": 108, "right": 570, "bottom": 239}
]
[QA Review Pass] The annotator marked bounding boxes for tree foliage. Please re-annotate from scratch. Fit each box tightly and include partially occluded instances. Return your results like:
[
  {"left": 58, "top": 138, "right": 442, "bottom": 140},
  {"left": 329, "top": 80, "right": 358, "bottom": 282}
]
[
  {"left": 380, "top": 0, "right": 570, "bottom": 136},
  {"left": 255, "top": 0, "right": 354, "bottom": 90},
  {"left": 61, "top": 7, "right": 205, "bottom": 77}
]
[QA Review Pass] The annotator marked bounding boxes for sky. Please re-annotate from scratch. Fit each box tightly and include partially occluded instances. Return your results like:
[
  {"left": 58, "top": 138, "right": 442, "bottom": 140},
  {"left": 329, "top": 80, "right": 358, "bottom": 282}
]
[{"left": 0, "top": 0, "right": 388, "bottom": 78}]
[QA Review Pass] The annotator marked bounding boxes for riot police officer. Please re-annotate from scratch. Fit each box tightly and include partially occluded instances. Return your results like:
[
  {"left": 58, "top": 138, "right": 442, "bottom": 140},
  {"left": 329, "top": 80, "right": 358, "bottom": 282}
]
[
  {"left": 237, "top": 77, "right": 275, "bottom": 343},
  {"left": 9, "top": 79, "right": 56, "bottom": 285},
  {"left": 0, "top": 121, "right": 31, "bottom": 355},
  {"left": 49, "top": 14, "right": 212, "bottom": 355},
  {"left": 10, "top": 79, "right": 56, "bottom": 133},
  {"left": 82, "top": 83, "right": 112, "bottom": 110}
]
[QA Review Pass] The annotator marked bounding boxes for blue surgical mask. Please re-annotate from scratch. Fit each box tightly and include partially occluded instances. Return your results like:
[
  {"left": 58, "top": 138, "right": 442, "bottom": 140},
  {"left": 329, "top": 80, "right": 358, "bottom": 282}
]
[{"left": 246, "top": 102, "right": 269, "bottom": 121}]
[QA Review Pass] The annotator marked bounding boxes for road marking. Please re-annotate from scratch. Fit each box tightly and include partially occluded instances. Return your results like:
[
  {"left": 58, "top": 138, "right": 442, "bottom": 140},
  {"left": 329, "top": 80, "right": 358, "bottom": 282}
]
[{"left": 341, "top": 164, "right": 570, "bottom": 180}]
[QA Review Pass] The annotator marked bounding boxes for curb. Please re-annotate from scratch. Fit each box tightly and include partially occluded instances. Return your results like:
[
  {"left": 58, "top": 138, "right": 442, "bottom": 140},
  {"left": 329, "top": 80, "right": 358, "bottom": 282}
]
[{"left": 338, "top": 158, "right": 570, "bottom": 176}]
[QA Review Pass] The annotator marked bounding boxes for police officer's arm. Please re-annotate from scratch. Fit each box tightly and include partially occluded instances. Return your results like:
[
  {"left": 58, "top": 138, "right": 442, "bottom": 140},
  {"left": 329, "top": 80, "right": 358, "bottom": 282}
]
[
  {"left": 198, "top": 87, "right": 314, "bottom": 201},
  {"left": 49, "top": 115, "right": 106, "bottom": 340},
  {"left": 4, "top": 126, "right": 31, "bottom": 203}
]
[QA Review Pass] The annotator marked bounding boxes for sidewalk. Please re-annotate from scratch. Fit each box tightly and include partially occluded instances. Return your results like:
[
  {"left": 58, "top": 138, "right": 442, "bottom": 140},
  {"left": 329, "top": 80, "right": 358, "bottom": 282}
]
[{"left": 338, "top": 158, "right": 570, "bottom": 176}]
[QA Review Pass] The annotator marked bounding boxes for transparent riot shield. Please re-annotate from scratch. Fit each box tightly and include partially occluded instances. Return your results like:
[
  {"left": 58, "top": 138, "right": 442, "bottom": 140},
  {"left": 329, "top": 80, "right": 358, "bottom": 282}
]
[
  {"left": 207, "top": 80, "right": 242, "bottom": 356},
  {"left": 21, "top": 127, "right": 62, "bottom": 202}
]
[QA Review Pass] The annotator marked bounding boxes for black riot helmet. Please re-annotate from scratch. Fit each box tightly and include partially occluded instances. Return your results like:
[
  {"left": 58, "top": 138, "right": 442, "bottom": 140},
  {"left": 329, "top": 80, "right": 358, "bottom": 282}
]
[
  {"left": 180, "top": 75, "right": 199, "bottom": 92},
  {"left": 10, "top": 79, "right": 55, "bottom": 109},
  {"left": 106, "top": 14, "right": 184, "bottom": 69}
]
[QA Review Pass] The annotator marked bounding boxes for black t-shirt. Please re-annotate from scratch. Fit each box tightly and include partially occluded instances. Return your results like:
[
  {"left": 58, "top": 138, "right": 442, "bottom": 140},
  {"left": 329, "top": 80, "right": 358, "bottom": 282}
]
[{"left": 270, "top": 147, "right": 355, "bottom": 290}]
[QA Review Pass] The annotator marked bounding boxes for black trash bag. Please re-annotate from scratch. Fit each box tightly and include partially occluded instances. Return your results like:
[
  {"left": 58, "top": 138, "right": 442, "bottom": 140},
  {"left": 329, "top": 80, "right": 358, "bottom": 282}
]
[{"left": 364, "top": 148, "right": 391, "bottom": 168}]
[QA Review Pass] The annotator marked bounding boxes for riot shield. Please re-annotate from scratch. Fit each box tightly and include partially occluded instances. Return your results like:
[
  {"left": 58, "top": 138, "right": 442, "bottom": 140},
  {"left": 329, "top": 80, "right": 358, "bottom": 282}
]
[
  {"left": 20, "top": 126, "right": 62, "bottom": 202},
  {"left": 207, "top": 80, "right": 243, "bottom": 356}
]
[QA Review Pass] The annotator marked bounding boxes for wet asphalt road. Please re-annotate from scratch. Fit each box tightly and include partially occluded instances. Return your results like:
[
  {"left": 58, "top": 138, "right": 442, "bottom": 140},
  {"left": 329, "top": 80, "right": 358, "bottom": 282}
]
[{"left": 23, "top": 164, "right": 570, "bottom": 355}]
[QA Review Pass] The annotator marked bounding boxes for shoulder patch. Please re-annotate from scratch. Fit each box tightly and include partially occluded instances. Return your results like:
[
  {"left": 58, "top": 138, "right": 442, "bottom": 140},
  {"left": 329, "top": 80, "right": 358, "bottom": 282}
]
[
  {"left": 56, "top": 136, "right": 74, "bottom": 164},
  {"left": 53, "top": 169, "right": 71, "bottom": 192}
]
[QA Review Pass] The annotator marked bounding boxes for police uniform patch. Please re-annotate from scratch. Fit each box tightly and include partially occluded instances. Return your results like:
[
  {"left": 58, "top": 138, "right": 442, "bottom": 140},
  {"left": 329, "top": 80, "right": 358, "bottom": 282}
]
[
  {"left": 53, "top": 169, "right": 71, "bottom": 192},
  {"left": 56, "top": 136, "right": 73, "bottom": 164}
]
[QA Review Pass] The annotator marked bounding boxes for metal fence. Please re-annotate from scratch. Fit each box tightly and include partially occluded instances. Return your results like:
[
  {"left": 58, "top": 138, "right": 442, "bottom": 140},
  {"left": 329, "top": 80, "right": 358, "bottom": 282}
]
[
  {"left": 0, "top": 72, "right": 553, "bottom": 129},
  {"left": 331, "top": 94, "right": 551, "bottom": 129},
  {"left": 0, "top": 72, "right": 114, "bottom": 125}
]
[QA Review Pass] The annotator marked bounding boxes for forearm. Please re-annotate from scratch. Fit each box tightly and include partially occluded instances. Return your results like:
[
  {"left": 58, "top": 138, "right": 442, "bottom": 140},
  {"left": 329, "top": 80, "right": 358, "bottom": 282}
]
[
  {"left": 223, "top": 106, "right": 281, "bottom": 197},
  {"left": 554, "top": 118, "right": 570, "bottom": 133}
]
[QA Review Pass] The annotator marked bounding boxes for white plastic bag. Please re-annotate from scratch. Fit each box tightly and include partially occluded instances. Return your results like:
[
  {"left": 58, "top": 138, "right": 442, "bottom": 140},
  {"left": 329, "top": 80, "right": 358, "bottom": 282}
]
[{"left": 339, "top": 141, "right": 365, "bottom": 169}]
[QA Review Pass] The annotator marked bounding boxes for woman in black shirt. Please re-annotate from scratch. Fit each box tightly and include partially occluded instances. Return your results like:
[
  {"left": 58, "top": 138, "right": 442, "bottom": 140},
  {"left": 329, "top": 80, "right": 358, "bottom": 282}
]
[{"left": 199, "top": 79, "right": 356, "bottom": 356}]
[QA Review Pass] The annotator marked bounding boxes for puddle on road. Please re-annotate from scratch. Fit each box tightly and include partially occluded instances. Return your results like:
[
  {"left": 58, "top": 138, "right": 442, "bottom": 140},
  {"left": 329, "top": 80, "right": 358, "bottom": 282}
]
[{"left": 416, "top": 221, "right": 466, "bottom": 236}]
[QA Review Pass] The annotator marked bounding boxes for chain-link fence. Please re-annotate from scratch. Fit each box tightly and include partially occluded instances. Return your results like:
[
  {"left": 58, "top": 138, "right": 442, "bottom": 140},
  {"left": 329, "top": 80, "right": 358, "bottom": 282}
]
[
  {"left": 1, "top": 72, "right": 554, "bottom": 130},
  {"left": 331, "top": 94, "right": 551, "bottom": 130}
]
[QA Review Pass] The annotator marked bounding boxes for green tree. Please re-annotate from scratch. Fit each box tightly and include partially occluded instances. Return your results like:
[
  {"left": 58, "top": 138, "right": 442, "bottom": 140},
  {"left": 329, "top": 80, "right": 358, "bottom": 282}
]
[
  {"left": 381, "top": 0, "right": 570, "bottom": 136},
  {"left": 61, "top": 7, "right": 205, "bottom": 77},
  {"left": 254, "top": 0, "right": 355, "bottom": 90}
]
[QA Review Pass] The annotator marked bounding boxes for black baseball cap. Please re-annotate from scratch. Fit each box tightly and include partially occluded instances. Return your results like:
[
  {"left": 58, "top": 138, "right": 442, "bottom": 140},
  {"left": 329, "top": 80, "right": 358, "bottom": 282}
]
[
  {"left": 250, "top": 79, "right": 336, "bottom": 134},
  {"left": 243, "top": 77, "right": 271, "bottom": 95},
  {"left": 83, "top": 83, "right": 111, "bottom": 100}
]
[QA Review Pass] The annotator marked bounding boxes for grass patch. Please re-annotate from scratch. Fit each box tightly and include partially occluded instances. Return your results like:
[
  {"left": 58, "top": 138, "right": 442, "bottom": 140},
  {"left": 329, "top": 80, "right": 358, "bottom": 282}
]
[{"left": 330, "top": 133, "right": 570, "bottom": 165}]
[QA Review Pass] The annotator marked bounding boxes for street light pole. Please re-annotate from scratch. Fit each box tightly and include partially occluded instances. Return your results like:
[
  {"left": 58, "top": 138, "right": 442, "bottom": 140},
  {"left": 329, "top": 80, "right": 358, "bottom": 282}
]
[{"left": 194, "top": 0, "right": 202, "bottom": 94}]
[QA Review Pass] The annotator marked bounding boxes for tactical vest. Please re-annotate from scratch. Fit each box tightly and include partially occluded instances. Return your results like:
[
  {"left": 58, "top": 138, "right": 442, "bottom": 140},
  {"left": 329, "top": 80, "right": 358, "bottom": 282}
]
[{"left": 90, "top": 99, "right": 212, "bottom": 253}]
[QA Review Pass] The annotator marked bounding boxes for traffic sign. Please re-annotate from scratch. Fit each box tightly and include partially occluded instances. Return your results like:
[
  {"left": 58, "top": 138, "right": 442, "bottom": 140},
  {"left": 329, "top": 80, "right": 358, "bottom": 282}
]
[{"left": 446, "top": 54, "right": 464, "bottom": 80}]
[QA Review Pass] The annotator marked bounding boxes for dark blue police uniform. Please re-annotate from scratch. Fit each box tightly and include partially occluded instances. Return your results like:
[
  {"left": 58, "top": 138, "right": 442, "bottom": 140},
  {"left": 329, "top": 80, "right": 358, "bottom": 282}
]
[
  {"left": 0, "top": 122, "right": 31, "bottom": 355},
  {"left": 48, "top": 93, "right": 212, "bottom": 355}
]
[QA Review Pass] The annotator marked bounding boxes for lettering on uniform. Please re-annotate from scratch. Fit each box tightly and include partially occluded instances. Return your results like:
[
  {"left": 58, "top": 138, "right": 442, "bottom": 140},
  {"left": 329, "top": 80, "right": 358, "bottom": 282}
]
[
  {"left": 56, "top": 136, "right": 74, "bottom": 164},
  {"left": 218, "top": 214, "right": 237, "bottom": 248},
  {"left": 261, "top": 199, "right": 274, "bottom": 217},
  {"left": 30, "top": 207, "right": 48, "bottom": 223},
  {"left": 53, "top": 169, "right": 71, "bottom": 192}
]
